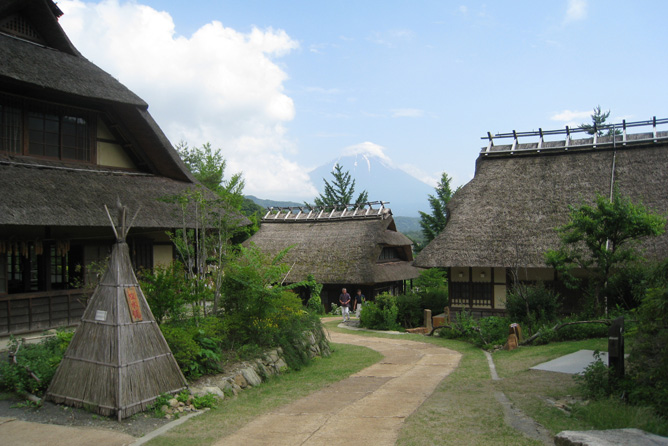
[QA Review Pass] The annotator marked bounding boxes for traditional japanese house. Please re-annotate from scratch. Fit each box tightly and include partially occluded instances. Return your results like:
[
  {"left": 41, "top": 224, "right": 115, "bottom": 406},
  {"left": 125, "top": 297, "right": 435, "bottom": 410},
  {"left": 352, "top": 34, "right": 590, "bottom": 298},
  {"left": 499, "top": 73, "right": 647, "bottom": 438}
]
[
  {"left": 246, "top": 203, "right": 420, "bottom": 310},
  {"left": 0, "top": 0, "right": 238, "bottom": 334},
  {"left": 415, "top": 119, "right": 668, "bottom": 315}
]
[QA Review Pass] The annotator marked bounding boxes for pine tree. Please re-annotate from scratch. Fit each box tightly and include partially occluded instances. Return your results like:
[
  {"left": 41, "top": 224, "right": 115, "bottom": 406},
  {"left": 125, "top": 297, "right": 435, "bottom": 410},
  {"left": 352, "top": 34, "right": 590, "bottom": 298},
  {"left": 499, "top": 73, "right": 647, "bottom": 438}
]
[
  {"left": 312, "top": 163, "right": 368, "bottom": 209},
  {"left": 579, "top": 105, "right": 620, "bottom": 136},
  {"left": 418, "top": 172, "right": 456, "bottom": 244}
]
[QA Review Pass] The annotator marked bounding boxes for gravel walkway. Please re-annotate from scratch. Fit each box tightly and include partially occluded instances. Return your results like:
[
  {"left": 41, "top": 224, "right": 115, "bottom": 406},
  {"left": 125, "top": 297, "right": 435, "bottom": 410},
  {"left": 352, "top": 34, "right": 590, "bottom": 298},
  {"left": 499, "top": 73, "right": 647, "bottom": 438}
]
[{"left": 212, "top": 327, "right": 462, "bottom": 446}]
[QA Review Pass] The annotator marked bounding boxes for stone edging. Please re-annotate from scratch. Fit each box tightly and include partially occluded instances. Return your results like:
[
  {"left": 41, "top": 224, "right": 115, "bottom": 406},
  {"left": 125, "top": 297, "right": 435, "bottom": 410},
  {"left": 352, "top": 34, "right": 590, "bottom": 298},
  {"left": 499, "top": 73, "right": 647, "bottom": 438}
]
[
  {"left": 189, "top": 347, "right": 289, "bottom": 399},
  {"left": 189, "top": 330, "right": 331, "bottom": 400}
]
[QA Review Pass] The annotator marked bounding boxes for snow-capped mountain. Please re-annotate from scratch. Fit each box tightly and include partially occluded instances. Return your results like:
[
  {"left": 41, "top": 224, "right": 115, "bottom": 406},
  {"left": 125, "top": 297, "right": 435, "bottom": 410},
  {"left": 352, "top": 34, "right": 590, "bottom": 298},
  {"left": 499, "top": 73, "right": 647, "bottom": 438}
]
[{"left": 308, "top": 154, "right": 434, "bottom": 217}]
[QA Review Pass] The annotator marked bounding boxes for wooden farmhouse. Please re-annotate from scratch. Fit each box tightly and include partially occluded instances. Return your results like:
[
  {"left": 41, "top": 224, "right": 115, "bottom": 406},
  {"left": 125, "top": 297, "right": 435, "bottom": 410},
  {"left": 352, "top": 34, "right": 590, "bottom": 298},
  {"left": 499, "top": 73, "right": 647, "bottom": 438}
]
[
  {"left": 0, "top": 0, "right": 232, "bottom": 334},
  {"left": 246, "top": 204, "right": 420, "bottom": 310},
  {"left": 415, "top": 120, "right": 668, "bottom": 315}
]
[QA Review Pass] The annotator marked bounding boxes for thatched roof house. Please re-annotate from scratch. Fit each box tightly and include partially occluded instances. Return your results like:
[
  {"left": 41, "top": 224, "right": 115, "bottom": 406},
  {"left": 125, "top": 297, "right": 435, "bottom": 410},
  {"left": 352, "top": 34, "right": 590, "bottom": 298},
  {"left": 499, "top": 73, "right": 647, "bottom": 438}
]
[
  {"left": 415, "top": 120, "right": 668, "bottom": 313},
  {"left": 246, "top": 204, "right": 420, "bottom": 309},
  {"left": 0, "top": 0, "right": 238, "bottom": 334}
]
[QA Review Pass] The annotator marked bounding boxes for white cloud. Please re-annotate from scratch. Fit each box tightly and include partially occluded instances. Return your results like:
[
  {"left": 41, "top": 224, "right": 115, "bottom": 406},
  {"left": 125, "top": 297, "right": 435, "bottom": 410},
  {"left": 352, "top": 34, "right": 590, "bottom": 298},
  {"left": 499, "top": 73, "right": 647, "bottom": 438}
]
[
  {"left": 341, "top": 142, "right": 393, "bottom": 165},
  {"left": 391, "top": 108, "right": 424, "bottom": 118},
  {"left": 564, "top": 0, "right": 587, "bottom": 24},
  {"left": 368, "top": 29, "right": 414, "bottom": 47},
  {"left": 397, "top": 164, "right": 438, "bottom": 187},
  {"left": 58, "top": 0, "right": 317, "bottom": 201},
  {"left": 340, "top": 142, "right": 438, "bottom": 187},
  {"left": 458, "top": 5, "right": 468, "bottom": 14},
  {"left": 551, "top": 109, "right": 591, "bottom": 123}
]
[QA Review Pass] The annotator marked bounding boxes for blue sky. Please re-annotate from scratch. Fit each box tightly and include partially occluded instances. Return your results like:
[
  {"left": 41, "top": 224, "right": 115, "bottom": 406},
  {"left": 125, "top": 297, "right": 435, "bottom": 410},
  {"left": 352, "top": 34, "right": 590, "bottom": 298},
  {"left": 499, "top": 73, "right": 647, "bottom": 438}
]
[{"left": 58, "top": 1, "right": 668, "bottom": 201}]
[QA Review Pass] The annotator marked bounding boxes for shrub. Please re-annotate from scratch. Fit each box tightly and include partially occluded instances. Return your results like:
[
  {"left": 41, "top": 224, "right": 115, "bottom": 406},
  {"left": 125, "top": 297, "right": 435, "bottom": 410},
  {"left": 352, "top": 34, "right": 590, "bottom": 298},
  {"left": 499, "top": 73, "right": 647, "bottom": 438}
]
[
  {"left": 359, "top": 293, "right": 400, "bottom": 331},
  {"left": 302, "top": 274, "right": 326, "bottom": 315},
  {"left": 627, "top": 282, "right": 668, "bottom": 417},
  {"left": 160, "top": 316, "right": 225, "bottom": 379},
  {"left": 506, "top": 283, "right": 560, "bottom": 331},
  {"left": 413, "top": 268, "right": 448, "bottom": 289},
  {"left": 139, "top": 261, "right": 188, "bottom": 324},
  {"left": 396, "top": 294, "right": 422, "bottom": 327},
  {"left": 554, "top": 317, "right": 609, "bottom": 341},
  {"left": 419, "top": 288, "right": 449, "bottom": 314},
  {"left": 477, "top": 316, "right": 510, "bottom": 348},
  {"left": 0, "top": 330, "right": 73, "bottom": 396},
  {"left": 575, "top": 351, "right": 610, "bottom": 399},
  {"left": 329, "top": 303, "right": 341, "bottom": 315}
]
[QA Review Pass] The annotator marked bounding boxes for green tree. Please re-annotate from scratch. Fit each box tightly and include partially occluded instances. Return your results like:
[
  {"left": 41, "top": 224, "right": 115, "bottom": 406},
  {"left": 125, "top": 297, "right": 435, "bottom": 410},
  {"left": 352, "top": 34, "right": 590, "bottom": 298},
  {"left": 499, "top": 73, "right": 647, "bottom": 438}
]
[
  {"left": 545, "top": 188, "right": 666, "bottom": 315},
  {"left": 176, "top": 141, "right": 261, "bottom": 235},
  {"left": 579, "top": 105, "right": 620, "bottom": 136},
  {"left": 418, "top": 172, "right": 457, "bottom": 244},
  {"left": 312, "top": 163, "right": 368, "bottom": 209}
]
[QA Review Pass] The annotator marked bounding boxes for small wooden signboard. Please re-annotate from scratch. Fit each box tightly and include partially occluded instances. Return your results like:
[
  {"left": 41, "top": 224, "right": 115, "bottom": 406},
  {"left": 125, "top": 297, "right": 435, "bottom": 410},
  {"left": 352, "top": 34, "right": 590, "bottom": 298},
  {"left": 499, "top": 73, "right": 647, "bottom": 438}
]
[{"left": 124, "top": 287, "right": 143, "bottom": 322}]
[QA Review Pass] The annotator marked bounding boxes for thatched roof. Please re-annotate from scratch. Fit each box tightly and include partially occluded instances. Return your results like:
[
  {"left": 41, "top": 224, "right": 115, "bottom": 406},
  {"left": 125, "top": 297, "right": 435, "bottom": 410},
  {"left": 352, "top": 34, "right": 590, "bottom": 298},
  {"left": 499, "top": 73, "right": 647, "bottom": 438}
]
[
  {"left": 246, "top": 207, "right": 420, "bottom": 285},
  {"left": 0, "top": 0, "right": 195, "bottom": 183},
  {"left": 415, "top": 130, "right": 668, "bottom": 269},
  {"left": 0, "top": 1, "right": 143, "bottom": 106},
  {"left": 47, "top": 230, "right": 187, "bottom": 419},
  {"left": 0, "top": 158, "right": 241, "bottom": 229}
]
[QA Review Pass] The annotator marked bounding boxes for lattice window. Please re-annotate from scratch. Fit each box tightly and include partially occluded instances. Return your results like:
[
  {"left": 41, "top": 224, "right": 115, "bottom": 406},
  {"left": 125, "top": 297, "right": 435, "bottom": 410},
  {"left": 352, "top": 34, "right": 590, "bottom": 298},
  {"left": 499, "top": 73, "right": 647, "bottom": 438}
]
[
  {"left": 0, "top": 14, "right": 44, "bottom": 44},
  {"left": 0, "top": 95, "right": 93, "bottom": 162},
  {"left": 0, "top": 104, "right": 22, "bottom": 154}
]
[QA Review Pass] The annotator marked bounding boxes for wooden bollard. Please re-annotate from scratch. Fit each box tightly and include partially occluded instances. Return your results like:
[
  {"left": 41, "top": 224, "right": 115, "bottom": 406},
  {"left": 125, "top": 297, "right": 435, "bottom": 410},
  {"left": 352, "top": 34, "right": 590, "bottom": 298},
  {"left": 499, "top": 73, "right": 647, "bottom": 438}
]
[{"left": 424, "top": 309, "right": 433, "bottom": 332}]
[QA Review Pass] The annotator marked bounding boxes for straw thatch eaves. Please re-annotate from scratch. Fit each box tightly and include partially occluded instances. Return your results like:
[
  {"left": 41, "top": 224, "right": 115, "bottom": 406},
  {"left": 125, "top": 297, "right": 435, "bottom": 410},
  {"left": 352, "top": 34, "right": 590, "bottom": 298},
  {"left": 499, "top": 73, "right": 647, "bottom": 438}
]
[
  {"left": 47, "top": 208, "right": 187, "bottom": 420},
  {"left": 0, "top": 158, "right": 222, "bottom": 229},
  {"left": 415, "top": 126, "right": 668, "bottom": 270},
  {"left": 247, "top": 206, "right": 420, "bottom": 285}
]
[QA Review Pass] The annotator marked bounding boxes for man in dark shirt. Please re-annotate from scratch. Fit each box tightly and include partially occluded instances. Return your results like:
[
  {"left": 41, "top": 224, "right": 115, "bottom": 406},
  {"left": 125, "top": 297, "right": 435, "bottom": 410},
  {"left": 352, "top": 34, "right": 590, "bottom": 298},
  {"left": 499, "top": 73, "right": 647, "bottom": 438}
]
[
  {"left": 353, "top": 289, "right": 365, "bottom": 319},
  {"left": 339, "top": 288, "right": 351, "bottom": 322}
]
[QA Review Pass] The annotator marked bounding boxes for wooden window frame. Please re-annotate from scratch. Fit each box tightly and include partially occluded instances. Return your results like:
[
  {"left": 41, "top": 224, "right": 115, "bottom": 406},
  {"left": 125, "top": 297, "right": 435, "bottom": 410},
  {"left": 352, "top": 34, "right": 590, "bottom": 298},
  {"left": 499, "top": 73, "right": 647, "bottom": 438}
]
[{"left": 0, "top": 94, "right": 97, "bottom": 164}]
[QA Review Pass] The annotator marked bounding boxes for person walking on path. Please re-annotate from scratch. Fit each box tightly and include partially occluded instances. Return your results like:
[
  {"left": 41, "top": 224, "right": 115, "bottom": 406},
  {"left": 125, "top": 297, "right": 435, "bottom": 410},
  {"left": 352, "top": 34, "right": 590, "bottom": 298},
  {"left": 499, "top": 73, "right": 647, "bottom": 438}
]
[
  {"left": 339, "top": 288, "right": 351, "bottom": 322},
  {"left": 353, "top": 289, "right": 365, "bottom": 319}
]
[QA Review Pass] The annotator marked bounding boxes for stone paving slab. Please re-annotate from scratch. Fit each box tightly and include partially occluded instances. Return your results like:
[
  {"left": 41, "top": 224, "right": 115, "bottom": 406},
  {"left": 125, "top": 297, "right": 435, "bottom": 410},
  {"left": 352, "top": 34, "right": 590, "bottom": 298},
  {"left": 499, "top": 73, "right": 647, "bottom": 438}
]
[
  {"left": 0, "top": 417, "right": 135, "bottom": 446},
  {"left": 306, "top": 416, "right": 403, "bottom": 446},
  {"left": 531, "top": 349, "right": 608, "bottom": 375},
  {"left": 213, "top": 329, "right": 462, "bottom": 446},
  {"left": 555, "top": 428, "right": 668, "bottom": 445}
]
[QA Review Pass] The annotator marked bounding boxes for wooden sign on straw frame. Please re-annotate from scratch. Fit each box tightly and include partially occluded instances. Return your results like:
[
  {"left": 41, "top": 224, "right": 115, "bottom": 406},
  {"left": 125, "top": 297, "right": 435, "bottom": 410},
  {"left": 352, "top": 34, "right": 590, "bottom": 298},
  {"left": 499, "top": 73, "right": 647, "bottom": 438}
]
[{"left": 124, "top": 287, "right": 143, "bottom": 322}]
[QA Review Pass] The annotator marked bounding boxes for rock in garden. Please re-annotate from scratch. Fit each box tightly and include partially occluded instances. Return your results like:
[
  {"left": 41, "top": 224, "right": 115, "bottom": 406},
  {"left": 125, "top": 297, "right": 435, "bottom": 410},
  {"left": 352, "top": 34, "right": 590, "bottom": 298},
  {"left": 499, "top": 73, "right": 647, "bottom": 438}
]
[
  {"left": 241, "top": 367, "right": 263, "bottom": 387},
  {"left": 555, "top": 428, "right": 668, "bottom": 446},
  {"left": 191, "top": 386, "right": 225, "bottom": 398}
]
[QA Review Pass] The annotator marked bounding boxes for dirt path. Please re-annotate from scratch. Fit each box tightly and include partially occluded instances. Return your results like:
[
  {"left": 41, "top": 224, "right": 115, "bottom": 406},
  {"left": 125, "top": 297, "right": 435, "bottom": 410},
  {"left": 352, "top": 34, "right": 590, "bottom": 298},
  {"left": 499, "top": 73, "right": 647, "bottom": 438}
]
[{"left": 213, "top": 326, "right": 462, "bottom": 446}]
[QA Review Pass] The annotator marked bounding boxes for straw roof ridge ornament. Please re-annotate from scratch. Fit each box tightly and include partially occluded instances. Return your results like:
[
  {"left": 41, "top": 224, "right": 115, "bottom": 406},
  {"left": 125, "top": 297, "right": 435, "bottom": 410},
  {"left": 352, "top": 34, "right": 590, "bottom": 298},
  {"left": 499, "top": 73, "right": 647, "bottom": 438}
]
[
  {"left": 482, "top": 116, "right": 668, "bottom": 156},
  {"left": 104, "top": 198, "right": 141, "bottom": 241},
  {"left": 262, "top": 201, "right": 391, "bottom": 222}
]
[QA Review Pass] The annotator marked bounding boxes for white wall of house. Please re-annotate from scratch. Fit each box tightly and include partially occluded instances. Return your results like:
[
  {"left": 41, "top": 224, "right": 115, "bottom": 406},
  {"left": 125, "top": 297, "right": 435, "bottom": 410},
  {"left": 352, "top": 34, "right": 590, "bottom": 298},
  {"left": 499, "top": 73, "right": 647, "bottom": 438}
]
[
  {"left": 96, "top": 120, "right": 136, "bottom": 169},
  {"left": 153, "top": 245, "right": 173, "bottom": 267}
]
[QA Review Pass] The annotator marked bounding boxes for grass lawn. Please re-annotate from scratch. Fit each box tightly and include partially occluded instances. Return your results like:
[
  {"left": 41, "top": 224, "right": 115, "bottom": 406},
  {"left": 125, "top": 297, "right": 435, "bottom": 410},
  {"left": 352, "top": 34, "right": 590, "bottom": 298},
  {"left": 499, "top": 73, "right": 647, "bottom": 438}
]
[
  {"left": 325, "top": 320, "right": 668, "bottom": 442},
  {"left": 147, "top": 319, "right": 668, "bottom": 445},
  {"left": 144, "top": 342, "right": 382, "bottom": 446},
  {"left": 493, "top": 339, "right": 668, "bottom": 437}
]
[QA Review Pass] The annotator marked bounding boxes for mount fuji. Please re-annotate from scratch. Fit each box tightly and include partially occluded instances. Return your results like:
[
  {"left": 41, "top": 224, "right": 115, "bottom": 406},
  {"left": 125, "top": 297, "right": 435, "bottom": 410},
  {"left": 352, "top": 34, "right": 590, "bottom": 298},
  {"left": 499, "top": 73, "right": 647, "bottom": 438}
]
[{"left": 308, "top": 154, "right": 434, "bottom": 218}]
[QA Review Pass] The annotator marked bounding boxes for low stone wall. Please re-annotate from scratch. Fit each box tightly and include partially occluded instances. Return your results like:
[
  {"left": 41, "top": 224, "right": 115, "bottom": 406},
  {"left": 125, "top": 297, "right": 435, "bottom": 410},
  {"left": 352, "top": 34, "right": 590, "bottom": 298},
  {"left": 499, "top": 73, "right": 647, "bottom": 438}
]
[
  {"left": 190, "top": 347, "right": 289, "bottom": 398},
  {"left": 190, "top": 330, "right": 330, "bottom": 400}
]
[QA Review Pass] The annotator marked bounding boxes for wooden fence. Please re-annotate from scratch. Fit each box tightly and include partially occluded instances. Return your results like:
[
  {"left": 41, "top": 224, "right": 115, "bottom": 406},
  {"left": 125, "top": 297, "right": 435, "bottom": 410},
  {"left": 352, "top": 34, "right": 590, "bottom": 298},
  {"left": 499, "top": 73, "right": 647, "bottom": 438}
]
[{"left": 0, "top": 290, "right": 87, "bottom": 335}]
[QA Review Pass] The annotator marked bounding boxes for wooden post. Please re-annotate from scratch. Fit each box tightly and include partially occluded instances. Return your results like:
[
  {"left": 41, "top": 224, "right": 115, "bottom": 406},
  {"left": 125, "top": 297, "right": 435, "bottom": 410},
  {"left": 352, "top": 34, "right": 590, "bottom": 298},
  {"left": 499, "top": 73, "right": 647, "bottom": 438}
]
[
  {"left": 608, "top": 316, "right": 625, "bottom": 382},
  {"left": 424, "top": 309, "right": 432, "bottom": 332}
]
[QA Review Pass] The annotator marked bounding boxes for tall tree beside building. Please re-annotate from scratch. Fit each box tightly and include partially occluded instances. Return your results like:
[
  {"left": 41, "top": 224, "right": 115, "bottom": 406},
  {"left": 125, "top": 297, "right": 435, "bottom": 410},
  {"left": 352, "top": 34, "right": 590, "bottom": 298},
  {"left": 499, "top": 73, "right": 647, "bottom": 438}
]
[
  {"left": 176, "top": 141, "right": 263, "bottom": 216},
  {"left": 313, "top": 163, "right": 369, "bottom": 209},
  {"left": 418, "top": 172, "right": 456, "bottom": 244}
]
